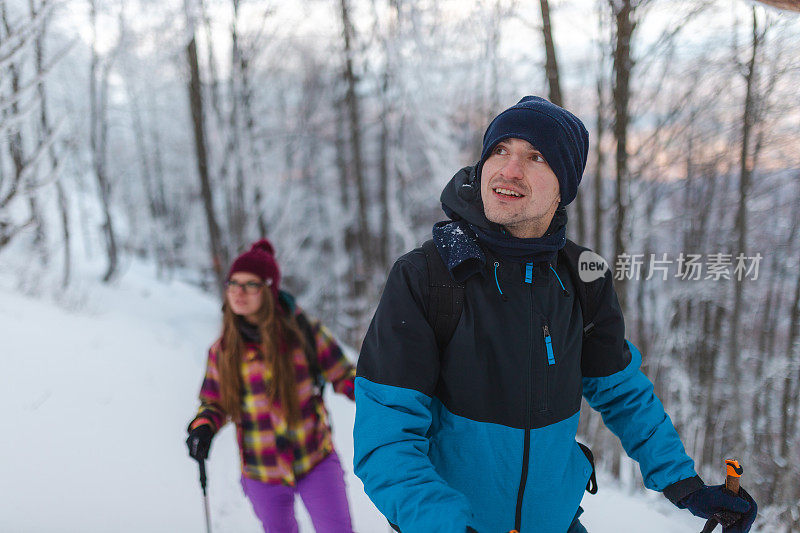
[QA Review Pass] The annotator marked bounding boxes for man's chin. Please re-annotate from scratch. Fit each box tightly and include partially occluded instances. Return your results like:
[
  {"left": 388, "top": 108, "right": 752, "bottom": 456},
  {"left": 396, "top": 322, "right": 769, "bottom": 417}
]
[{"left": 483, "top": 209, "right": 519, "bottom": 228}]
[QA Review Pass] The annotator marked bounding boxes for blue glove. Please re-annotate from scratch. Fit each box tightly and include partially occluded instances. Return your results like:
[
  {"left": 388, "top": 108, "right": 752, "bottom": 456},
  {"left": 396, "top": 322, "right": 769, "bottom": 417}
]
[{"left": 679, "top": 484, "right": 757, "bottom": 533}]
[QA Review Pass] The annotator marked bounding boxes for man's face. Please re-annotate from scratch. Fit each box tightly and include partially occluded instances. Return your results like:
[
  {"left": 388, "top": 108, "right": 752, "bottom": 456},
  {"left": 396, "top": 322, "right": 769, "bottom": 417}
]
[{"left": 480, "top": 138, "right": 560, "bottom": 238}]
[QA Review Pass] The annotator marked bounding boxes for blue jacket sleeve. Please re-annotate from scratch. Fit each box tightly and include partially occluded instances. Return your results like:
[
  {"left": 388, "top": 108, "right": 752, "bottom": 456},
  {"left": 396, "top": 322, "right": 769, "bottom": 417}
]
[
  {"left": 354, "top": 253, "right": 475, "bottom": 533},
  {"left": 582, "top": 341, "right": 698, "bottom": 491},
  {"left": 581, "top": 269, "right": 698, "bottom": 493}
]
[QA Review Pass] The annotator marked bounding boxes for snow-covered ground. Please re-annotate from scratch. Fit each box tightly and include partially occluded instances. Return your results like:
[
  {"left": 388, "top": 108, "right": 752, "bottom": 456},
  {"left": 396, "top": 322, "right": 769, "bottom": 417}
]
[{"left": 0, "top": 260, "right": 720, "bottom": 532}]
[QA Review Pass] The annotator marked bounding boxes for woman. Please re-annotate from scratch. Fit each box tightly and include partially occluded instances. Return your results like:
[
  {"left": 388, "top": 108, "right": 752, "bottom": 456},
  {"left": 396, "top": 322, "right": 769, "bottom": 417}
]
[{"left": 186, "top": 239, "right": 356, "bottom": 532}]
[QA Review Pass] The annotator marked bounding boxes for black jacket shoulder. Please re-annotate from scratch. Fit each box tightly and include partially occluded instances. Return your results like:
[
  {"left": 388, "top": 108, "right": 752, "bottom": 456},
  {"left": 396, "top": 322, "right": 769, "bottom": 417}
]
[{"left": 356, "top": 249, "right": 442, "bottom": 396}]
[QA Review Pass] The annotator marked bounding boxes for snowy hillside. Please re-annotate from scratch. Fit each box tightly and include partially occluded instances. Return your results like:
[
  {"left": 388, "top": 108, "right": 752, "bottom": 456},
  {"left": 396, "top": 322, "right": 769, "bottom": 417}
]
[{"left": 0, "top": 261, "right": 725, "bottom": 532}]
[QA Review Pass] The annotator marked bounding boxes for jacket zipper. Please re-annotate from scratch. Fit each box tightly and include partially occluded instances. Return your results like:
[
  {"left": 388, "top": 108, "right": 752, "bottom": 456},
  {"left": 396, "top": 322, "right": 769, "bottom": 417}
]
[
  {"left": 543, "top": 325, "right": 555, "bottom": 365},
  {"left": 540, "top": 324, "right": 555, "bottom": 413},
  {"left": 514, "top": 427, "right": 531, "bottom": 532},
  {"left": 515, "top": 262, "right": 535, "bottom": 532}
]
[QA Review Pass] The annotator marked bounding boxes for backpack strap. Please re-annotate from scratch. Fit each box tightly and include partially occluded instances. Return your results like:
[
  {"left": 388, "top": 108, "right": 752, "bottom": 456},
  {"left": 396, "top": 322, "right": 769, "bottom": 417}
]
[
  {"left": 578, "top": 442, "right": 599, "bottom": 494},
  {"left": 558, "top": 239, "right": 606, "bottom": 337},
  {"left": 421, "top": 240, "right": 465, "bottom": 352},
  {"left": 295, "top": 311, "right": 325, "bottom": 394},
  {"left": 560, "top": 240, "right": 609, "bottom": 496}
]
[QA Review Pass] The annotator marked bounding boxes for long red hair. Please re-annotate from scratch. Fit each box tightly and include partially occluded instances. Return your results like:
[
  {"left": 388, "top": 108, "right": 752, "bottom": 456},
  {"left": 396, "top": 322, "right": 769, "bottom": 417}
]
[{"left": 216, "top": 288, "right": 307, "bottom": 426}]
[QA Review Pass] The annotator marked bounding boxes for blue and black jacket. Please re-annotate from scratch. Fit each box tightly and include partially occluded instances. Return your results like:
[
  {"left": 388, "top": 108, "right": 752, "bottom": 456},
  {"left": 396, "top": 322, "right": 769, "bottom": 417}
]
[{"left": 354, "top": 168, "right": 702, "bottom": 532}]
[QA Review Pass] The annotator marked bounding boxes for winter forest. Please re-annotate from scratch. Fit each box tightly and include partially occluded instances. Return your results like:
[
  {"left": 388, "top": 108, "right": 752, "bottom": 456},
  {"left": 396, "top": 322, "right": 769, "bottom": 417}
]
[{"left": 1, "top": 0, "right": 800, "bottom": 530}]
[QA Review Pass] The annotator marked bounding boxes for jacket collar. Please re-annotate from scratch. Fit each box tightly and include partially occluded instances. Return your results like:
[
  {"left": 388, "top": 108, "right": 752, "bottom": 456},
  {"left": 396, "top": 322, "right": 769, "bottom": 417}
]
[
  {"left": 432, "top": 220, "right": 486, "bottom": 282},
  {"left": 432, "top": 219, "right": 564, "bottom": 284}
]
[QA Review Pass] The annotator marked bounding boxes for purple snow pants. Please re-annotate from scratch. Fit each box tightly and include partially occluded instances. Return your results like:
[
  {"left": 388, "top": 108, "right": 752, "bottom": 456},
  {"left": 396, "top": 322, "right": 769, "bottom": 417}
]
[{"left": 240, "top": 450, "right": 354, "bottom": 533}]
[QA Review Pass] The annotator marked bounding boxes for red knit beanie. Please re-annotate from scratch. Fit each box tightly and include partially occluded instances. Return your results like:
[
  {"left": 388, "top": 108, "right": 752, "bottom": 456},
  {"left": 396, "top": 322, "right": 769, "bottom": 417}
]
[{"left": 227, "top": 239, "right": 280, "bottom": 302}]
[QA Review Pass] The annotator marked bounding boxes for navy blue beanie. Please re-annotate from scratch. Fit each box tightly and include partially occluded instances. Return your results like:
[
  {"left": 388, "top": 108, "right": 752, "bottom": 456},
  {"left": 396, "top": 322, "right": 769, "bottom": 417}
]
[{"left": 477, "top": 96, "right": 589, "bottom": 206}]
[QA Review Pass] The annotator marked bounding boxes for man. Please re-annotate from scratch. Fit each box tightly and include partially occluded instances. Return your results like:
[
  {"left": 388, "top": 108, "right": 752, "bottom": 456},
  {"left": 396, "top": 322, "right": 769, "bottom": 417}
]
[{"left": 353, "top": 96, "right": 757, "bottom": 532}]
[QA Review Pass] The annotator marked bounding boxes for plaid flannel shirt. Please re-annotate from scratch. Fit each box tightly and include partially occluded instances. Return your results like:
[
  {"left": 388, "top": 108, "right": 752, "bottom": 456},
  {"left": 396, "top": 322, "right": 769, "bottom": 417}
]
[{"left": 189, "top": 310, "right": 355, "bottom": 486}]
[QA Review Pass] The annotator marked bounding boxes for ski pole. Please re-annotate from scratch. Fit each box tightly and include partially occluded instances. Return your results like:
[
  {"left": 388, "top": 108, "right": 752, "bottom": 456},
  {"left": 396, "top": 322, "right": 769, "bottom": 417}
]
[
  {"left": 700, "top": 459, "right": 743, "bottom": 533},
  {"left": 199, "top": 458, "right": 212, "bottom": 533}
]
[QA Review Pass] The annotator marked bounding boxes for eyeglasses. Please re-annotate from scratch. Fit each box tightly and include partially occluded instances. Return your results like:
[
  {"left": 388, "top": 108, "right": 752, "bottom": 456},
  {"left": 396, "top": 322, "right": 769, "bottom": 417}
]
[{"left": 226, "top": 279, "right": 272, "bottom": 294}]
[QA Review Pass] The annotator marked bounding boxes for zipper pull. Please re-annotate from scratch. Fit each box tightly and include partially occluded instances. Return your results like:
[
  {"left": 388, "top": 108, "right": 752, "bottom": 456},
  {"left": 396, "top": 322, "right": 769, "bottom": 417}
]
[
  {"left": 493, "top": 261, "right": 508, "bottom": 301},
  {"left": 543, "top": 325, "right": 555, "bottom": 365},
  {"left": 548, "top": 264, "right": 570, "bottom": 297}
]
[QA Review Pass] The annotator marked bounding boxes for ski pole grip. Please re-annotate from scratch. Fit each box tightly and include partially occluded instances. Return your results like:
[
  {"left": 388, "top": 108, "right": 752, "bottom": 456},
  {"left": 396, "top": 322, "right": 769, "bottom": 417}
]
[
  {"left": 700, "top": 459, "right": 744, "bottom": 532},
  {"left": 725, "top": 459, "right": 742, "bottom": 495}
]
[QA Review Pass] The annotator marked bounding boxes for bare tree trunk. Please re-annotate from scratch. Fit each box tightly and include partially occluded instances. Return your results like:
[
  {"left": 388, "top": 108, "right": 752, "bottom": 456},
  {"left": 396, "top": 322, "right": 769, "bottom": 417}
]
[
  {"left": 572, "top": 181, "right": 587, "bottom": 243},
  {"left": 753, "top": 255, "right": 777, "bottom": 448},
  {"left": 233, "top": 0, "right": 268, "bottom": 240},
  {"left": 335, "top": 99, "right": 350, "bottom": 213},
  {"left": 681, "top": 125, "right": 696, "bottom": 251},
  {"left": 702, "top": 301, "right": 726, "bottom": 467},
  {"left": 725, "top": 7, "right": 761, "bottom": 453},
  {"left": 255, "top": 187, "right": 267, "bottom": 238},
  {"left": 3, "top": 3, "right": 48, "bottom": 263},
  {"left": 592, "top": 3, "right": 610, "bottom": 255},
  {"left": 55, "top": 182, "right": 70, "bottom": 283},
  {"left": 198, "top": 0, "right": 223, "bottom": 122},
  {"left": 1, "top": 3, "right": 36, "bottom": 247},
  {"left": 339, "top": 0, "right": 371, "bottom": 280},
  {"left": 780, "top": 259, "right": 800, "bottom": 457},
  {"left": 779, "top": 258, "right": 800, "bottom": 528},
  {"left": 375, "top": 0, "right": 402, "bottom": 272},
  {"left": 539, "top": 0, "right": 562, "bottom": 107},
  {"left": 186, "top": 29, "right": 227, "bottom": 291},
  {"left": 773, "top": 199, "right": 800, "bottom": 484},
  {"left": 605, "top": 0, "right": 637, "bottom": 477},
  {"left": 333, "top": 93, "right": 359, "bottom": 340},
  {"left": 96, "top": 69, "right": 117, "bottom": 283},
  {"left": 378, "top": 71, "right": 391, "bottom": 271},
  {"left": 593, "top": 74, "right": 606, "bottom": 253},
  {"left": 31, "top": 0, "right": 69, "bottom": 282},
  {"left": 227, "top": 0, "right": 247, "bottom": 249},
  {"left": 0, "top": 7, "right": 31, "bottom": 249},
  {"left": 538, "top": 0, "right": 585, "bottom": 242},
  {"left": 89, "top": 0, "right": 118, "bottom": 282},
  {"left": 634, "top": 186, "right": 658, "bottom": 361},
  {"left": 579, "top": 0, "right": 610, "bottom": 442},
  {"left": 28, "top": 196, "right": 45, "bottom": 257},
  {"left": 610, "top": 0, "right": 635, "bottom": 312}
]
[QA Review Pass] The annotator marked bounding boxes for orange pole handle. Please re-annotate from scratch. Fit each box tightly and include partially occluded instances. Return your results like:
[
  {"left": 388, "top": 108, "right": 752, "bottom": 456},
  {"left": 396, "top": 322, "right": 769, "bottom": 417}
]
[{"left": 725, "top": 459, "right": 742, "bottom": 494}]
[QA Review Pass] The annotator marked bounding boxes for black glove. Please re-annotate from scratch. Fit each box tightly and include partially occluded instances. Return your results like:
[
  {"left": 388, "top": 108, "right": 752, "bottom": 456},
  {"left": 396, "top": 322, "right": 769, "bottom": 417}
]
[
  {"left": 679, "top": 484, "right": 757, "bottom": 533},
  {"left": 186, "top": 424, "right": 214, "bottom": 462}
]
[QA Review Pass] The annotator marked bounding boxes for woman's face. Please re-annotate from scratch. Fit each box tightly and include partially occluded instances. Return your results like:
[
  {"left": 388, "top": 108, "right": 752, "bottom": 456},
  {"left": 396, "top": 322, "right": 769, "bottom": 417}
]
[{"left": 226, "top": 272, "right": 265, "bottom": 320}]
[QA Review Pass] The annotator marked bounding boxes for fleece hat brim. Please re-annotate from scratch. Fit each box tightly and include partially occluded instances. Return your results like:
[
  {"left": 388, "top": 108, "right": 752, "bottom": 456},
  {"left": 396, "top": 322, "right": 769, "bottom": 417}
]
[{"left": 477, "top": 96, "right": 589, "bottom": 206}]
